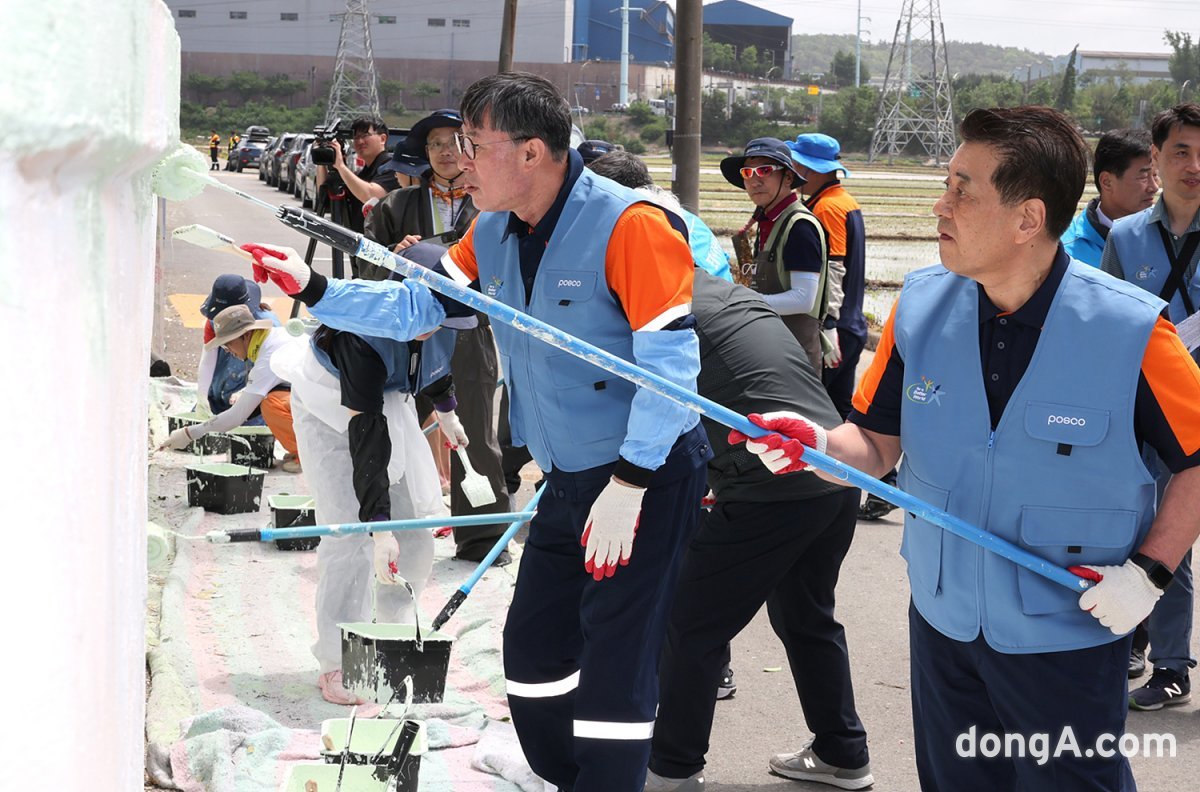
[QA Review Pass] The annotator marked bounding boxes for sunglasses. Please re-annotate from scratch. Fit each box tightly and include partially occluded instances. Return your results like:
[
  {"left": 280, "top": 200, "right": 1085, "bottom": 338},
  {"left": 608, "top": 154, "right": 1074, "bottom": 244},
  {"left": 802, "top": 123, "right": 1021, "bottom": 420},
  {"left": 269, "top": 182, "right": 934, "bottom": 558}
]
[{"left": 740, "top": 164, "right": 785, "bottom": 180}]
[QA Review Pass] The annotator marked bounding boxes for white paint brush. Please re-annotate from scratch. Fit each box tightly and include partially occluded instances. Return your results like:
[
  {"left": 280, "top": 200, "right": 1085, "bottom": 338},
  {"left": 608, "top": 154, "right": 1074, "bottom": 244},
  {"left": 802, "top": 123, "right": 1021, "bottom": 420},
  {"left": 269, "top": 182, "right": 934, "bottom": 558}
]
[
  {"left": 455, "top": 446, "right": 498, "bottom": 508},
  {"left": 171, "top": 223, "right": 255, "bottom": 261}
]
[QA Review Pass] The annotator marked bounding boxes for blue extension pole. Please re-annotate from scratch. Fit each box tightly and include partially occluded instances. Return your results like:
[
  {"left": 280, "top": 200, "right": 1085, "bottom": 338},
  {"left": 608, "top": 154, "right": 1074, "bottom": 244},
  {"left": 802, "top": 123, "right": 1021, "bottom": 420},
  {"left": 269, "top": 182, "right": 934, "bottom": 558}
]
[
  {"left": 275, "top": 207, "right": 1092, "bottom": 593},
  {"left": 431, "top": 483, "right": 547, "bottom": 632},
  {"left": 217, "top": 511, "right": 537, "bottom": 544}
]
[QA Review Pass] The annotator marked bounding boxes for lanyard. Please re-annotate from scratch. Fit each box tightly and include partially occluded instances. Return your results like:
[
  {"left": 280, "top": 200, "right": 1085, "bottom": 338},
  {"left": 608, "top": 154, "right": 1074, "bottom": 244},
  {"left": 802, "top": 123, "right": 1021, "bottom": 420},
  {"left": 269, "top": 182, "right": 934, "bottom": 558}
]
[{"left": 1155, "top": 223, "right": 1200, "bottom": 317}]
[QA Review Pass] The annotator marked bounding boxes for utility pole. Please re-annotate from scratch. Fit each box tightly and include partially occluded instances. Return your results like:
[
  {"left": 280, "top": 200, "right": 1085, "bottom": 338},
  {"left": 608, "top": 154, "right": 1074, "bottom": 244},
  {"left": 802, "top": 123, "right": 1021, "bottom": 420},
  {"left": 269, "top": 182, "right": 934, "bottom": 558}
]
[
  {"left": 672, "top": 0, "right": 702, "bottom": 213},
  {"left": 326, "top": 0, "right": 380, "bottom": 122},
  {"left": 498, "top": 0, "right": 517, "bottom": 73},
  {"left": 855, "top": 0, "right": 863, "bottom": 87},
  {"left": 620, "top": 0, "right": 632, "bottom": 105}
]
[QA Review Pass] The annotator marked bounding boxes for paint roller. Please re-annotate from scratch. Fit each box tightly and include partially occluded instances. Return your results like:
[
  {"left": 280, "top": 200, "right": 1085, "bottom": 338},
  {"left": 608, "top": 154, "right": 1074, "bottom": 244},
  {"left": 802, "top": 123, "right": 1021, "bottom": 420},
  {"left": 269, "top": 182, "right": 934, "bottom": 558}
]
[
  {"left": 151, "top": 147, "right": 1094, "bottom": 593},
  {"left": 205, "top": 510, "right": 537, "bottom": 544},
  {"left": 147, "top": 521, "right": 171, "bottom": 572}
]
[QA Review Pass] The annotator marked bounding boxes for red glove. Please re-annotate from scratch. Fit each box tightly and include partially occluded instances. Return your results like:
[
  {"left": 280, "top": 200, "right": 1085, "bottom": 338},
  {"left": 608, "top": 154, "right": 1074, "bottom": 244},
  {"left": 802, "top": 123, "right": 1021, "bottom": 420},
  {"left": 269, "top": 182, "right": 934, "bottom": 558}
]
[
  {"left": 240, "top": 243, "right": 310, "bottom": 295},
  {"left": 728, "top": 411, "right": 827, "bottom": 474}
]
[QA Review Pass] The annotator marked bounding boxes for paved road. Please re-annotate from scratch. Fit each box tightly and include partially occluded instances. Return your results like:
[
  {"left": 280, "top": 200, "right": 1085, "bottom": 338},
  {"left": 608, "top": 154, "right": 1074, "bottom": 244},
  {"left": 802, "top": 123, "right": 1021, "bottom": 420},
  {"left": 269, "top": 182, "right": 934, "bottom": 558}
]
[{"left": 154, "top": 170, "right": 1200, "bottom": 791}]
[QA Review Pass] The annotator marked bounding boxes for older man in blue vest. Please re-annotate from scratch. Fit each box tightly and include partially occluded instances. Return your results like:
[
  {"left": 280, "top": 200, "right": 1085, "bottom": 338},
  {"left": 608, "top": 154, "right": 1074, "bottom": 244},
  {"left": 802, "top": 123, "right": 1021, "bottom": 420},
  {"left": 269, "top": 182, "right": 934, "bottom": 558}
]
[{"left": 735, "top": 106, "right": 1200, "bottom": 791}]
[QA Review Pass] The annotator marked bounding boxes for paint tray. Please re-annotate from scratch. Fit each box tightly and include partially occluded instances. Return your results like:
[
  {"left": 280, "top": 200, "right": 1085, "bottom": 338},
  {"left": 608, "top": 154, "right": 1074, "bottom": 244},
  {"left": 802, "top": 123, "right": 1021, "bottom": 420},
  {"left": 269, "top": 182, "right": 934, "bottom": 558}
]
[
  {"left": 167, "top": 412, "right": 229, "bottom": 455},
  {"left": 267, "top": 494, "right": 321, "bottom": 552},
  {"left": 186, "top": 463, "right": 265, "bottom": 515},
  {"left": 320, "top": 717, "right": 427, "bottom": 786},
  {"left": 341, "top": 624, "right": 454, "bottom": 704},
  {"left": 226, "top": 425, "right": 276, "bottom": 469}
]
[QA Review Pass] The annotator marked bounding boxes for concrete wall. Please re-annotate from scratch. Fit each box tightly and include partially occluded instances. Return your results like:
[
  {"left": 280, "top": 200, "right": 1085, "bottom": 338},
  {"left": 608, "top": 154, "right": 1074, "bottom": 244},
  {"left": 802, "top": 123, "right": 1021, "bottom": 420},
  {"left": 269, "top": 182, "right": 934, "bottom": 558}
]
[{"left": 0, "top": 0, "right": 180, "bottom": 785}]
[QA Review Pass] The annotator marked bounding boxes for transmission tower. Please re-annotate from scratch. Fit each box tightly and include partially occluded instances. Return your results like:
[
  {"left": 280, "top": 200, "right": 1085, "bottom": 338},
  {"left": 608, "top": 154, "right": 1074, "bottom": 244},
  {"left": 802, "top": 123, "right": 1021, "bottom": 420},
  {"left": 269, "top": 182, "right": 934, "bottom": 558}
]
[
  {"left": 868, "top": 0, "right": 956, "bottom": 165},
  {"left": 325, "top": 0, "right": 380, "bottom": 123}
]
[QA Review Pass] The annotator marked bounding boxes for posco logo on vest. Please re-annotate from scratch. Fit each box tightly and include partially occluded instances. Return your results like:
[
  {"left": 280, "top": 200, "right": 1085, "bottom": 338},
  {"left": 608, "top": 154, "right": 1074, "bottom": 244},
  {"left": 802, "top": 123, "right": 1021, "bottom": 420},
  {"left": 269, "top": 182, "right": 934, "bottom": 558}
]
[
  {"left": 1047, "top": 414, "right": 1087, "bottom": 427},
  {"left": 486, "top": 275, "right": 504, "bottom": 297},
  {"left": 905, "top": 376, "right": 944, "bottom": 406},
  {"left": 557, "top": 278, "right": 584, "bottom": 288},
  {"left": 1135, "top": 264, "right": 1155, "bottom": 281}
]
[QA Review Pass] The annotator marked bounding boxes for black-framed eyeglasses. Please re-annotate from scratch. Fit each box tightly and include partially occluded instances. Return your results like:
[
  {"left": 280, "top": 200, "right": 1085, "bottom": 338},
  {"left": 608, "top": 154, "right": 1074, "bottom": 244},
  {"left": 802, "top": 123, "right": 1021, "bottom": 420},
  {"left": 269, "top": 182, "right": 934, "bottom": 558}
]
[{"left": 454, "top": 131, "right": 528, "bottom": 160}]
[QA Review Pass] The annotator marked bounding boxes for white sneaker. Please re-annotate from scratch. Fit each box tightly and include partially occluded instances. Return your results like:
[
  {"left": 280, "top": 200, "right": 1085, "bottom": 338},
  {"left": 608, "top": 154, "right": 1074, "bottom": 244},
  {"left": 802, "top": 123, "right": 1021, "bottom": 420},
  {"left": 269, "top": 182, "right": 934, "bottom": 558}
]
[{"left": 768, "top": 740, "right": 873, "bottom": 789}]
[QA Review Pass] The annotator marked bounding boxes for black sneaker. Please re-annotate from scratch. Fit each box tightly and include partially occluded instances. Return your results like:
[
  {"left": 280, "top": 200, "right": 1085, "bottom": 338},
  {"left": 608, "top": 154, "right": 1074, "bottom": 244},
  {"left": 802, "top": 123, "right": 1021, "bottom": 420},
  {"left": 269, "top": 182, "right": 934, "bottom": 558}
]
[
  {"left": 716, "top": 664, "right": 736, "bottom": 700},
  {"left": 1129, "top": 647, "right": 1147, "bottom": 679},
  {"left": 1129, "top": 667, "right": 1190, "bottom": 711},
  {"left": 858, "top": 494, "right": 896, "bottom": 521}
]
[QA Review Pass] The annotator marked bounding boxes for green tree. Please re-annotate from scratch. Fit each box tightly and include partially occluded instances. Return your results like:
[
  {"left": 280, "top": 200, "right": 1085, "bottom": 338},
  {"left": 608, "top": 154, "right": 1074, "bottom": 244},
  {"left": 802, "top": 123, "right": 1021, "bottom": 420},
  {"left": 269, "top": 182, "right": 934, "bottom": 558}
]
[
  {"left": 627, "top": 100, "right": 656, "bottom": 126},
  {"left": 702, "top": 32, "right": 736, "bottom": 72},
  {"left": 1057, "top": 46, "right": 1078, "bottom": 113},
  {"left": 379, "top": 79, "right": 406, "bottom": 112},
  {"left": 411, "top": 81, "right": 441, "bottom": 110},
  {"left": 739, "top": 45, "right": 760, "bottom": 76},
  {"left": 264, "top": 73, "right": 306, "bottom": 108},
  {"left": 818, "top": 86, "right": 877, "bottom": 152},
  {"left": 227, "top": 71, "right": 267, "bottom": 104},
  {"left": 830, "top": 50, "right": 863, "bottom": 88},
  {"left": 1165, "top": 31, "right": 1200, "bottom": 87},
  {"left": 185, "top": 72, "right": 225, "bottom": 105}
]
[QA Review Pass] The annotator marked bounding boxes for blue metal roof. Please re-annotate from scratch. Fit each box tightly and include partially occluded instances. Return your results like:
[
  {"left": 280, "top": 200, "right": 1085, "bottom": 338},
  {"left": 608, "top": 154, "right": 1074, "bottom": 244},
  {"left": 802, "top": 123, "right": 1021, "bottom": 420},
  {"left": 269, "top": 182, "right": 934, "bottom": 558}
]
[{"left": 703, "top": 0, "right": 792, "bottom": 27}]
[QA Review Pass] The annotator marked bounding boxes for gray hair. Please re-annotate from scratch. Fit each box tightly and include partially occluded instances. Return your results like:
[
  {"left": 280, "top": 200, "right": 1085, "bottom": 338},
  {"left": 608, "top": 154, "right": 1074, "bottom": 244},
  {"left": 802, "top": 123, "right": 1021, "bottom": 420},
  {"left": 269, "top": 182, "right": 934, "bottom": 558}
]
[{"left": 460, "top": 72, "right": 572, "bottom": 160}]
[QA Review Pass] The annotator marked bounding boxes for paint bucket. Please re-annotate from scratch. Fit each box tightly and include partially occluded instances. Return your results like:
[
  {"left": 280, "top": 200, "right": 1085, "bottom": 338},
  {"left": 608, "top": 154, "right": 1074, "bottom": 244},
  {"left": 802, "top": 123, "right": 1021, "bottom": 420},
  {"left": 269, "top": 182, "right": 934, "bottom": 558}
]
[
  {"left": 227, "top": 425, "right": 276, "bottom": 469},
  {"left": 280, "top": 764, "right": 390, "bottom": 792},
  {"left": 341, "top": 624, "right": 454, "bottom": 704},
  {"left": 267, "top": 494, "right": 321, "bottom": 551},
  {"left": 319, "top": 717, "right": 426, "bottom": 790},
  {"left": 167, "top": 412, "right": 229, "bottom": 455},
  {"left": 186, "top": 463, "right": 265, "bottom": 514}
]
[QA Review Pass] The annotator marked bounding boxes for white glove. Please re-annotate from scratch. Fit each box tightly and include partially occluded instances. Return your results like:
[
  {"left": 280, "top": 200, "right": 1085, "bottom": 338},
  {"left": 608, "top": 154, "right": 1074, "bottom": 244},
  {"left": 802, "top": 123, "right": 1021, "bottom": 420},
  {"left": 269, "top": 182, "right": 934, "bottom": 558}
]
[
  {"left": 372, "top": 533, "right": 402, "bottom": 585},
  {"left": 728, "top": 411, "right": 827, "bottom": 474},
  {"left": 242, "top": 243, "right": 310, "bottom": 296},
  {"left": 1077, "top": 559, "right": 1164, "bottom": 635},
  {"left": 581, "top": 479, "right": 645, "bottom": 581},
  {"left": 820, "top": 327, "right": 842, "bottom": 368},
  {"left": 161, "top": 426, "right": 194, "bottom": 451},
  {"left": 435, "top": 409, "right": 470, "bottom": 449}
]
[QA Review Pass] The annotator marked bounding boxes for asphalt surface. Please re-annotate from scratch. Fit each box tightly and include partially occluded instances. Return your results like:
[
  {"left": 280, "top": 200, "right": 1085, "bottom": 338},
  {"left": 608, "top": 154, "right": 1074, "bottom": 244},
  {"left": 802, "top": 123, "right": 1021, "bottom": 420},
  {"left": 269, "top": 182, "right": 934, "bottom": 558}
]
[{"left": 153, "top": 168, "right": 1200, "bottom": 791}]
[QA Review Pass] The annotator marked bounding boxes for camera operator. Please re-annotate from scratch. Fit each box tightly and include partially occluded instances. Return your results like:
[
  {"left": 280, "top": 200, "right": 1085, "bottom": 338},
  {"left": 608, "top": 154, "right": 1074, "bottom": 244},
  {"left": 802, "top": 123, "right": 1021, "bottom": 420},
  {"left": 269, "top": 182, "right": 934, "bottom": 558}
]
[{"left": 316, "top": 115, "right": 399, "bottom": 234}]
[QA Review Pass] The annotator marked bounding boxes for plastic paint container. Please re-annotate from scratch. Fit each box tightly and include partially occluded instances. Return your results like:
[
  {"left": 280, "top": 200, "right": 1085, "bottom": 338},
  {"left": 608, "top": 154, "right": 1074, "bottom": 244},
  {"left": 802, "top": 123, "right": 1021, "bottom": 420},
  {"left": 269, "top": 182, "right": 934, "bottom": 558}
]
[
  {"left": 341, "top": 624, "right": 454, "bottom": 704},
  {"left": 186, "top": 463, "right": 265, "bottom": 514},
  {"left": 267, "top": 494, "right": 321, "bottom": 551}
]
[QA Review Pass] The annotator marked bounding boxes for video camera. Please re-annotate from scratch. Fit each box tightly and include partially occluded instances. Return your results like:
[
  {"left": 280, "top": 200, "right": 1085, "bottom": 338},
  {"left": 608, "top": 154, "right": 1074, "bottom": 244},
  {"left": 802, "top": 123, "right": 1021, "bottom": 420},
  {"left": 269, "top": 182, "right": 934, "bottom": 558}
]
[{"left": 310, "top": 117, "right": 349, "bottom": 166}]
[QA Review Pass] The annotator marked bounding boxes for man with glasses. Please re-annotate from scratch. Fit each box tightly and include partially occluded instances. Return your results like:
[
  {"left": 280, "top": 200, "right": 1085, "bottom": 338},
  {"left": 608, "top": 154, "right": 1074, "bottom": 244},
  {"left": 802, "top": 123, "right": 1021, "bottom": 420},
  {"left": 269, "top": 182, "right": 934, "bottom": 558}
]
[
  {"left": 317, "top": 115, "right": 400, "bottom": 235},
  {"left": 364, "top": 108, "right": 511, "bottom": 566},
  {"left": 242, "top": 71, "right": 710, "bottom": 792},
  {"left": 721, "top": 138, "right": 831, "bottom": 373}
]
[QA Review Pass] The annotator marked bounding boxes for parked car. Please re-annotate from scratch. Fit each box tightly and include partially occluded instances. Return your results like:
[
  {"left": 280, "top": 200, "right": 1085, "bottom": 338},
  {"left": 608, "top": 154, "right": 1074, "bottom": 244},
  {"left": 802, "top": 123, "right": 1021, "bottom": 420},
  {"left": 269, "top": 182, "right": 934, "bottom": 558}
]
[
  {"left": 258, "top": 136, "right": 277, "bottom": 181},
  {"left": 298, "top": 143, "right": 322, "bottom": 208},
  {"left": 569, "top": 105, "right": 591, "bottom": 116},
  {"left": 294, "top": 140, "right": 314, "bottom": 201},
  {"left": 279, "top": 134, "right": 314, "bottom": 194},
  {"left": 263, "top": 133, "right": 297, "bottom": 187},
  {"left": 230, "top": 137, "right": 268, "bottom": 172},
  {"left": 242, "top": 125, "right": 271, "bottom": 139}
]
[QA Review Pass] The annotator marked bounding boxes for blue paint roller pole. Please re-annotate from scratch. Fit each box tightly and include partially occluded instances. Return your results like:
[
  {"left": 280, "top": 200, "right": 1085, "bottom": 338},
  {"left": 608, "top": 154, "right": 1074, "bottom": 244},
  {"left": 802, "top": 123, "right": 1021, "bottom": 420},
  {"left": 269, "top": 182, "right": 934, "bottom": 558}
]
[
  {"left": 432, "top": 484, "right": 547, "bottom": 633},
  {"left": 273, "top": 207, "right": 1092, "bottom": 594},
  {"left": 210, "top": 511, "right": 537, "bottom": 544}
]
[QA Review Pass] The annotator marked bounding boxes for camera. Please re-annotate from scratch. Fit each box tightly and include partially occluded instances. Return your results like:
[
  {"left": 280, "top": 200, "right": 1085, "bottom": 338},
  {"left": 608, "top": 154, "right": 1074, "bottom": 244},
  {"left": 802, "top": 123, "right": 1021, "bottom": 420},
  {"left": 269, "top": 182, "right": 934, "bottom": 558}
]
[{"left": 310, "top": 117, "right": 348, "bottom": 166}]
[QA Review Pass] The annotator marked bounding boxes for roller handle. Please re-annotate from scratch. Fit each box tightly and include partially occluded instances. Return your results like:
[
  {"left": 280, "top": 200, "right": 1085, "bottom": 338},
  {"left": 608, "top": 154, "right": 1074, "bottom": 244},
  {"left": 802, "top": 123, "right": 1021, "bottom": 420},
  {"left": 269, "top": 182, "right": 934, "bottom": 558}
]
[
  {"left": 386, "top": 721, "right": 422, "bottom": 776},
  {"left": 277, "top": 206, "right": 362, "bottom": 255},
  {"left": 223, "top": 528, "right": 263, "bottom": 543},
  {"left": 430, "top": 590, "right": 467, "bottom": 633}
]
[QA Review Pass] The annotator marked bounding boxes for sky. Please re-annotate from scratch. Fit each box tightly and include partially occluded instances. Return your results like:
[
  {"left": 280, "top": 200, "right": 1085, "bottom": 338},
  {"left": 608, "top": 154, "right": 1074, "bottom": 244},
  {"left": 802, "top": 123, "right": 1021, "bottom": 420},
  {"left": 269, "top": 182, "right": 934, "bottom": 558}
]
[{"left": 755, "top": 0, "right": 1195, "bottom": 57}]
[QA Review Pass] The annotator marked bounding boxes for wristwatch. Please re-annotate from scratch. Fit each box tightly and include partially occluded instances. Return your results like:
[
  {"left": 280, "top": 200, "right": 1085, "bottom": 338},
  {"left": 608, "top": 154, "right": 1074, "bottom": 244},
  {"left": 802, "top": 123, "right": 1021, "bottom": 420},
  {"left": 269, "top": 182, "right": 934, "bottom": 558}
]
[{"left": 1130, "top": 553, "right": 1175, "bottom": 591}]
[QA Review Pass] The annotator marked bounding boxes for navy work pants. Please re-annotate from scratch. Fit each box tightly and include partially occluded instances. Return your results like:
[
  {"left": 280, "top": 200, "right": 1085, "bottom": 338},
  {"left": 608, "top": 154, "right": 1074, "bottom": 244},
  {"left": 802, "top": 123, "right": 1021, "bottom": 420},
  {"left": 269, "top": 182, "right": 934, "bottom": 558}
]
[
  {"left": 650, "top": 489, "right": 868, "bottom": 778},
  {"left": 503, "top": 426, "right": 710, "bottom": 792},
  {"left": 910, "top": 603, "right": 1136, "bottom": 791}
]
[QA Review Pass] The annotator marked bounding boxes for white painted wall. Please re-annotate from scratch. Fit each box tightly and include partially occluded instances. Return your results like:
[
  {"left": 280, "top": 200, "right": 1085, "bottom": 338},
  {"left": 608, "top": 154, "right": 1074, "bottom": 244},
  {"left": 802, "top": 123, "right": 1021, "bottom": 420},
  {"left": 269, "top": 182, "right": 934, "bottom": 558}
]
[{"left": 0, "top": 1, "right": 180, "bottom": 786}]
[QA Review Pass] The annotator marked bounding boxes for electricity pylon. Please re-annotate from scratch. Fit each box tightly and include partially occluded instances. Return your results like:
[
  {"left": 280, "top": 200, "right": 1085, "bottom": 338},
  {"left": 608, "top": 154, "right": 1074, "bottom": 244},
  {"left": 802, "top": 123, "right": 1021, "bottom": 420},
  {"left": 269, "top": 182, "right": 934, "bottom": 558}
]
[{"left": 326, "top": 0, "right": 380, "bottom": 123}]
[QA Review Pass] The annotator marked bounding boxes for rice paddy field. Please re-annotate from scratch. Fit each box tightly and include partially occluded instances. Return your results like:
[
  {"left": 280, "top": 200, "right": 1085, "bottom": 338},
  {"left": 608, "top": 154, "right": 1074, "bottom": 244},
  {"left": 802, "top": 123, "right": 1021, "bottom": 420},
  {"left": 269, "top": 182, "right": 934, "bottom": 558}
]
[{"left": 643, "top": 153, "right": 1097, "bottom": 334}]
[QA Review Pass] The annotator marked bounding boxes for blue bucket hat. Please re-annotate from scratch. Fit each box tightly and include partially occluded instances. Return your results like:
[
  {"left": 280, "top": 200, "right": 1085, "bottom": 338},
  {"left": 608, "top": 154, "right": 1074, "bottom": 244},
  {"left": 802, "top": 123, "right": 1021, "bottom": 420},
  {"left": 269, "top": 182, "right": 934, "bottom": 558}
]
[
  {"left": 383, "top": 134, "right": 431, "bottom": 177},
  {"left": 720, "top": 137, "right": 805, "bottom": 189},
  {"left": 788, "top": 133, "right": 851, "bottom": 176},
  {"left": 201, "top": 274, "right": 268, "bottom": 321}
]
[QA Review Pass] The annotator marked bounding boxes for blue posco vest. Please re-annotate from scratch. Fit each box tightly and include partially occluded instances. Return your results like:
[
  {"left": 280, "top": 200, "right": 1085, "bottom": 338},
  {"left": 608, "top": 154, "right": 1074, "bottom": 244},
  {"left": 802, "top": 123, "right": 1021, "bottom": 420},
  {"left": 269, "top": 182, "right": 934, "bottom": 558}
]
[
  {"left": 475, "top": 169, "right": 676, "bottom": 472},
  {"left": 895, "top": 261, "right": 1161, "bottom": 653},
  {"left": 1107, "top": 207, "right": 1200, "bottom": 323},
  {"left": 311, "top": 327, "right": 454, "bottom": 394}
]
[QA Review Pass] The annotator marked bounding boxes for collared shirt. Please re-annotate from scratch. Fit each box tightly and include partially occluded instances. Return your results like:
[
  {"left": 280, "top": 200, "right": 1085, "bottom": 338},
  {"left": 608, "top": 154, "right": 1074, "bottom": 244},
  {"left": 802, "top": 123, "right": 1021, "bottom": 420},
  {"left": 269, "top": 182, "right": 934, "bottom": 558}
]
[
  {"left": 753, "top": 192, "right": 798, "bottom": 252},
  {"left": 851, "top": 246, "right": 1200, "bottom": 473},
  {"left": 752, "top": 192, "right": 824, "bottom": 274},
  {"left": 1101, "top": 196, "right": 1200, "bottom": 287},
  {"left": 503, "top": 149, "right": 586, "bottom": 302}
]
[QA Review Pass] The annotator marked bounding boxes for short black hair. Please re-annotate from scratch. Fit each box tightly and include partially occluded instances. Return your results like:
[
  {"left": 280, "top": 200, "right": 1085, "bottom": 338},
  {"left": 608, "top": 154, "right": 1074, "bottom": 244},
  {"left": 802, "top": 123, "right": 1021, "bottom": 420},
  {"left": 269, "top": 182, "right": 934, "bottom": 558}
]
[
  {"left": 1150, "top": 103, "right": 1200, "bottom": 150},
  {"left": 587, "top": 150, "right": 652, "bottom": 189},
  {"left": 460, "top": 72, "right": 572, "bottom": 159},
  {"left": 959, "top": 106, "right": 1089, "bottom": 239},
  {"left": 1092, "top": 129, "right": 1152, "bottom": 191},
  {"left": 350, "top": 115, "right": 388, "bottom": 136}
]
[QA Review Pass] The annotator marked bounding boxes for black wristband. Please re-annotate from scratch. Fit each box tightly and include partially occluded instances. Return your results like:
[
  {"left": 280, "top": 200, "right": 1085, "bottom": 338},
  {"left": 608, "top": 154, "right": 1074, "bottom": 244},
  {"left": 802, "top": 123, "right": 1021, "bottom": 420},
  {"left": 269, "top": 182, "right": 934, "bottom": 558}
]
[
  {"left": 294, "top": 271, "right": 329, "bottom": 306},
  {"left": 612, "top": 457, "right": 653, "bottom": 489}
]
